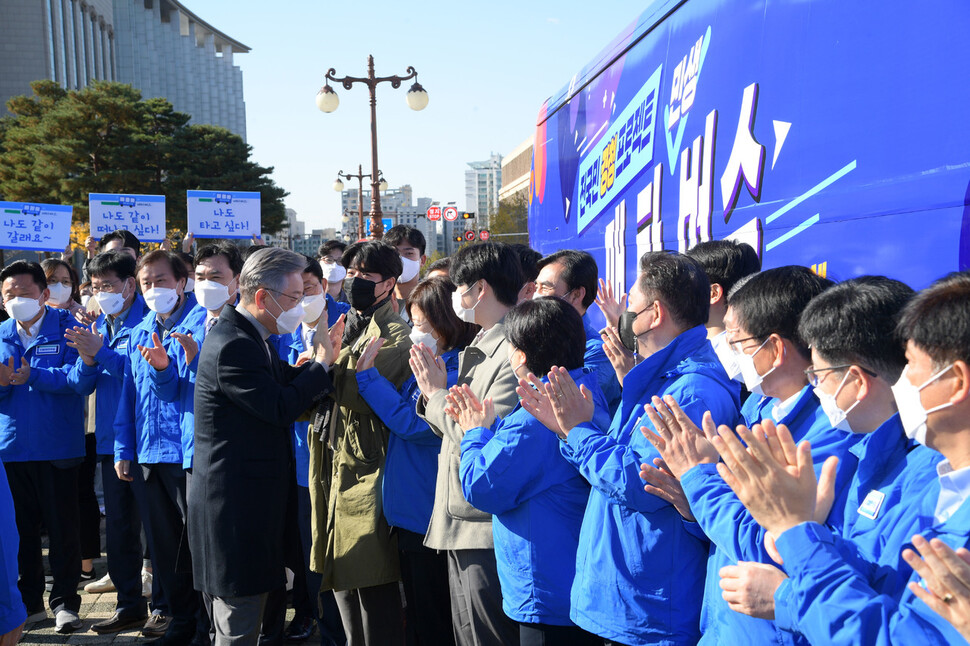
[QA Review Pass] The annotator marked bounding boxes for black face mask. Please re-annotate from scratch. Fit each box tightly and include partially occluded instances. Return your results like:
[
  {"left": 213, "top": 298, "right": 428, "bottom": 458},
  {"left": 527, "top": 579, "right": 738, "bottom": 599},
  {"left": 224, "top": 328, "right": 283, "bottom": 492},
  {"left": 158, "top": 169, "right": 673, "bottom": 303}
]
[
  {"left": 618, "top": 307, "right": 649, "bottom": 354},
  {"left": 344, "top": 276, "right": 381, "bottom": 312}
]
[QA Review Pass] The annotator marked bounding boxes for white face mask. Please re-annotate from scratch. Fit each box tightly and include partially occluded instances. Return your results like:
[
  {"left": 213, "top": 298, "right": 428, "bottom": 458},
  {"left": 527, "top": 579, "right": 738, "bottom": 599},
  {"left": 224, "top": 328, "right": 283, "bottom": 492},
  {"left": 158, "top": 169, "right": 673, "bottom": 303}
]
[
  {"left": 409, "top": 327, "right": 438, "bottom": 355},
  {"left": 891, "top": 364, "right": 955, "bottom": 445},
  {"left": 5, "top": 296, "right": 42, "bottom": 323},
  {"left": 81, "top": 294, "right": 95, "bottom": 311},
  {"left": 736, "top": 337, "right": 778, "bottom": 396},
  {"left": 95, "top": 280, "right": 131, "bottom": 317},
  {"left": 269, "top": 292, "right": 306, "bottom": 335},
  {"left": 322, "top": 263, "right": 347, "bottom": 284},
  {"left": 301, "top": 293, "right": 326, "bottom": 323},
  {"left": 712, "top": 331, "right": 742, "bottom": 381},
  {"left": 195, "top": 279, "right": 233, "bottom": 312},
  {"left": 399, "top": 256, "right": 421, "bottom": 283},
  {"left": 452, "top": 283, "right": 480, "bottom": 324},
  {"left": 143, "top": 286, "right": 180, "bottom": 314},
  {"left": 47, "top": 283, "right": 72, "bottom": 306},
  {"left": 184, "top": 278, "right": 195, "bottom": 292},
  {"left": 814, "top": 371, "right": 861, "bottom": 433}
]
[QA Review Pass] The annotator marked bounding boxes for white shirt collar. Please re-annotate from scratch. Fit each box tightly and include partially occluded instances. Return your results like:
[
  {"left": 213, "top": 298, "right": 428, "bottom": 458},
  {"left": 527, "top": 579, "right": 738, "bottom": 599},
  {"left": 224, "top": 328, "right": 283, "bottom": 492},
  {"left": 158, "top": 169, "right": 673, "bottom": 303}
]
[
  {"left": 934, "top": 460, "right": 970, "bottom": 524},
  {"left": 17, "top": 309, "right": 46, "bottom": 348},
  {"left": 771, "top": 388, "right": 804, "bottom": 423}
]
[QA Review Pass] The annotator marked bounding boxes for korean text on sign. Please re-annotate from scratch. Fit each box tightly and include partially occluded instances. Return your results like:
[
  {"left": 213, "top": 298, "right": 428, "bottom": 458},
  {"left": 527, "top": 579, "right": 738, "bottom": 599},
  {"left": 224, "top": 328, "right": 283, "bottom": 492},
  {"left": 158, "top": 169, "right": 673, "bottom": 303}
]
[
  {"left": 0, "top": 201, "right": 73, "bottom": 252},
  {"left": 89, "top": 194, "right": 167, "bottom": 242},
  {"left": 186, "top": 190, "right": 261, "bottom": 239}
]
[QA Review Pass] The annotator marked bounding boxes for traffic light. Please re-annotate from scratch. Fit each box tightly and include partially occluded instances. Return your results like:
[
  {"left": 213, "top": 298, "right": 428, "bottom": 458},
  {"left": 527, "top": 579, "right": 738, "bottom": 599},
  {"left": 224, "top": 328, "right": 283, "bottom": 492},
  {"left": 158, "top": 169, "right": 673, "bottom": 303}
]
[
  {"left": 454, "top": 234, "right": 463, "bottom": 242},
  {"left": 461, "top": 212, "right": 475, "bottom": 220}
]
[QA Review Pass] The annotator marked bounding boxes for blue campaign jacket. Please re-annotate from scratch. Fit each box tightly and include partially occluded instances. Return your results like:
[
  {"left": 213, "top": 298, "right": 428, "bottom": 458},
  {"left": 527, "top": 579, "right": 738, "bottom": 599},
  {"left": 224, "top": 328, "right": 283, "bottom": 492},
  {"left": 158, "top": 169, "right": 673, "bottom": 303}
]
[
  {"left": 113, "top": 294, "right": 198, "bottom": 465},
  {"left": 326, "top": 293, "right": 351, "bottom": 328},
  {"left": 0, "top": 457, "right": 25, "bottom": 635},
  {"left": 583, "top": 316, "right": 621, "bottom": 415},
  {"left": 357, "top": 347, "right": 460, "bottom": 535},
  {"left": 772, "top": 480, "right": 970, "bottom": 646},
  {"left": 460, "top": 368, "right": 610, "bottom": 626},
  {"left": 91, "top": 295, "right": 148, "bottom": 455},
  {"left": 0, "top": 307, "right": 98, "bottom": 462},
  {"left": 563, "top": 325, "right": 740, "bottom": 645},
  {"left": 149, "top": 302, "right": 206, "bottom": 468},
  {"left": 681, "top": 386, "right": 862, "bottom": 646}
]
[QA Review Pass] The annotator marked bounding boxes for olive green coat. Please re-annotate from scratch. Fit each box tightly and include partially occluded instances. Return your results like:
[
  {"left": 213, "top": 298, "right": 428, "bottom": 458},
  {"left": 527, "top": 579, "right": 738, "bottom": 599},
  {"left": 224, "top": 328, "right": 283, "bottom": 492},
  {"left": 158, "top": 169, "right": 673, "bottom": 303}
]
[{"left": 308, "top": 301, "right": 412, "bottom": 591}]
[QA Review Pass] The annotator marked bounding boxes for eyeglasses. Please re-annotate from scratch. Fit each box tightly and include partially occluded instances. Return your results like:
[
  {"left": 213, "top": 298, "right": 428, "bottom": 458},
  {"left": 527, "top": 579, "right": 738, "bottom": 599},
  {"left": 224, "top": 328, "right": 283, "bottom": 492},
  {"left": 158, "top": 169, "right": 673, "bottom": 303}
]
[
  {"left": 90, "top": 279, "right": 124, "bottom": 294},
  {"left": 265, "top": 288, "right": 303, "bottom": 305},
  {"left": 804, "top": 364, "right": 877, "bottom": 388},
  {"left": 728, "top": 335, "right": 764, "bottom": 355}
]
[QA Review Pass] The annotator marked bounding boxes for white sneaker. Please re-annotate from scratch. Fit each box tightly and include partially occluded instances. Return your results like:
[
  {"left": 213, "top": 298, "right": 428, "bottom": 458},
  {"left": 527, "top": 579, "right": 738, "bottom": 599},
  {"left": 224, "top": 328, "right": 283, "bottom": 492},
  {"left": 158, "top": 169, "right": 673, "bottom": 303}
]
[
  {"left": 84, "top": 572, "right": 116, "bottom": 594},
  {"left": 141, "top": 568, "right": 153, "bottom": 599},
  {"left": 55, "top": 608, "right": 82, "bottom": 633}
]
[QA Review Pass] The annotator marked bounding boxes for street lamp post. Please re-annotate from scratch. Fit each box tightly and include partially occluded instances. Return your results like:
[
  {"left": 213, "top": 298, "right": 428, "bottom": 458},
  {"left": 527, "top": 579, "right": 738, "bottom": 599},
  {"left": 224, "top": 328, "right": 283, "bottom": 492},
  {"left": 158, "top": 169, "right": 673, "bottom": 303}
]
[
  {"left": 333, "top": 164, "right": 387, "bottom": 241},
  {"left": 316, "top": 54, "right": 428, "bottom": 239}
]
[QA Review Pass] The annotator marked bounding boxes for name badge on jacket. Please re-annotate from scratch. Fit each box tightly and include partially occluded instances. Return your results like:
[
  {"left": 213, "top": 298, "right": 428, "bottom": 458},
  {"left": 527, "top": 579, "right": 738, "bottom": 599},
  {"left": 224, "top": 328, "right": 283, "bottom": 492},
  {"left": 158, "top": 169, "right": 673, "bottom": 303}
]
[
  {"left": 35, "top": 343, "right": 59, "bottom": 356},
  {"left": 858, "top": 489, "right": 886, "bottom": 520}
]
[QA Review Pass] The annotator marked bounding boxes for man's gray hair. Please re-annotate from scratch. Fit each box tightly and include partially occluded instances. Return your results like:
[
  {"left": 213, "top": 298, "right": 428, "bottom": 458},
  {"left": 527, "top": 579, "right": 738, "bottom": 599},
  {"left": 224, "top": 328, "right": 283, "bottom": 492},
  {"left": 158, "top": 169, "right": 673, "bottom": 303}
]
[{"left": 239, "top": 247, "right": 306, "bottom": 303}]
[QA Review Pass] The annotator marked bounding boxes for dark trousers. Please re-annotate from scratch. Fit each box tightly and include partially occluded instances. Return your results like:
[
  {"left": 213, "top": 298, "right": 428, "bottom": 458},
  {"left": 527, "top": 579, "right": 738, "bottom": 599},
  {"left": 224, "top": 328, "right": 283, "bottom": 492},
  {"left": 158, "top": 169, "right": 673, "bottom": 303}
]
[
  {"left": 185, "top": 468, "right": 212, "bottom": 645},
  {"left": 519, "top": 622, "right": 603, "bottom": 646},
  {"left": 333, "top": 581, "right": 405, "bottom": 646},
  {"left": 4, "top": 460, "right": 82, "bottom": 613},
  {"left": 259, "top": 473, "right": 301, "bottom": 646},
  {"left": 100, "top": 455, "right": 147, "bottom": 618},
  {"left": 204, "top": 592, "right": 268, "bottom": 646},
  {"left": 78, "top": 434, "right": 101, "bottom": 560},
  {"left": 448, "top": 548, "right": 519, "bottom": 646},
  {"left": 398, "top": 529, "right": 454, "bottom": 646},
  {"left": 131, "top": 462, "right": 197, "bottom": 636},
  {"left": 295, "top": 485, "right": 344, "bottom": 646}
]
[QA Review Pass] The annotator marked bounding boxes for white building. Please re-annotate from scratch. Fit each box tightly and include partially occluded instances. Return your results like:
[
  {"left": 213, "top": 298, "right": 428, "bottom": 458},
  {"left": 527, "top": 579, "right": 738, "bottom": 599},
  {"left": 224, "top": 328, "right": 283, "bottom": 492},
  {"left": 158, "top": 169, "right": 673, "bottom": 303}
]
[{"left": 465, "top": 153, "right": 502, "bottom": 228}]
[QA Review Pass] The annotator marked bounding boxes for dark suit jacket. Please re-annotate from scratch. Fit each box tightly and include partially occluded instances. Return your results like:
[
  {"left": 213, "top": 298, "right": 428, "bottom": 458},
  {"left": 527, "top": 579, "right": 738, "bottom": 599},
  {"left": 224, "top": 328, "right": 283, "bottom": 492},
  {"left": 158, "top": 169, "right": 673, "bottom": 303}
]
[{"left": 188, "top": 306, "right": 332, "bottom": 597}]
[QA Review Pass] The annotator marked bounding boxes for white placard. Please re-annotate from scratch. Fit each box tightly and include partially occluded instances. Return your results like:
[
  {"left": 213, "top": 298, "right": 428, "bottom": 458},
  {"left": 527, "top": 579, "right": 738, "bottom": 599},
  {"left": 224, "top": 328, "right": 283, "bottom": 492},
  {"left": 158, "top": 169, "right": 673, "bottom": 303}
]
[
  {"left": 0, "top": 201, "right": 73, "bottom": 251},
  {"left": 89, "top": 193, "right": 166, "bottom": 242},
  {"left": 186, "top": 190, "right": 261, "bottom": 239}
]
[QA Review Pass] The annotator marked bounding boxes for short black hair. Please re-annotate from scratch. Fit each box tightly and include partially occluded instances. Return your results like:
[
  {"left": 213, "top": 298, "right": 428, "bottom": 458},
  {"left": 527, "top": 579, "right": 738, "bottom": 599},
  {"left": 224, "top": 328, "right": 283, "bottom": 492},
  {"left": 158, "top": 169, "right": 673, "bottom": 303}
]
[
  {"left": 426, "top": 256, "right": 451, "bottom": 275},
  {"left": 99, "top": 230, "right": 142, "bottom": 256},
  {"left": 88, "top": 250, "right": 137, "bottom": 282},
  {"left": 506, "top": 297, "right": 586, "bottom": 375},
  {"left": 686, "top": 240, "right": 761, "bottom": 296},
  {"left": 195, "top": 242, "right": 244, "bottom": 276},
  {"left": 537, "top": 250, "right": 598, "bottom": 309},
  {"left": 136, "top": 250, "right": 188, "bottom": 283},
  {"left": 242, "top": 244, "right": 268, "bottom": 261},
  {"left": 342, "top": 241, "right": 403, "bottom": 281},
  {"left": 729, "top": 265, "right": 834, "bottom": 360},
  {"left": 0, "top": 260, "right": 48, "bottom": 293},
  {"left": 636, "top": 252, "right": 710, "bottom": 330},
  {"left": 799, "top": 276, "right": 914, "bottom": 381},
  {"left": 318, "top": 239, "right": 347, "bottom": 258},
  {"left": 450, "top": 242, "right": 524, "bottom": 307},
  {"left": 509, "top": 244, "right": 542, "bottom": 283},
  {"left": 177, "top": 251, "right": 195, "bottom": 269},
  {"left": 898, "top": 270, "right": 970, "bottom": 368},
  {"left": 384, "top": 225, "right": 426, "bottom": 257},
  {"left": 302, "top": 254, "right": 323, "bottom": 283}
]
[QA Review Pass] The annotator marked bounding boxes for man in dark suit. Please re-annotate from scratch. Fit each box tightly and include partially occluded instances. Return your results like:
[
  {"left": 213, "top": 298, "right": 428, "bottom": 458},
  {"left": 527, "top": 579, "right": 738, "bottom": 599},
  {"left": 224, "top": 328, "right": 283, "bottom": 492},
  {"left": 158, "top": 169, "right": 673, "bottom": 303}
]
[{"left": 189, "top": 247, "right": 335, "bottom": 645}]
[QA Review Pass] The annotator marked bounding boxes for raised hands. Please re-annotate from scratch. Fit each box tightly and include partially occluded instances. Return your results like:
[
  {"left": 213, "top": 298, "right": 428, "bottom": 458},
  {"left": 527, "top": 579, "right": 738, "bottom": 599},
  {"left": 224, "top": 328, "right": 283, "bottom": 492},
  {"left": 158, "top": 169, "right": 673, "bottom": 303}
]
[
  {"left": 444, "top": 383, "right": 496, "bottom": 432},
  {"left": 719, "top": 561, "right": 788, "bottom": 620},
  {"left": 171, "top": 331, "right": 198, "bottom": 366},
  {"left": 516, "top": 373, "right": 564, "bottom": 437},
  {"left": 709, "top": 419, "right": 839, "bottom": 538},
  {"left": 0, "top": 357, "right": 29, "bottom": 387},
  {"left": 65, "top": 324, "right": 104, "bottom": 365},
  {"left": 904, "top": 536, "right": 970, "bottom": 640},
  {"left": 181, "top": 232, "right": 195, "bottom": 253},
  {"left": 640, "top": 458, "right": 695, "bottom": 520},
  {"left": 640, "top": 396, "right": 719, "bottom": 479},
  {"left": 595, "top": 278, "right": 627, "bottom": 328},
  {"left": 601, "top": 326, "right": 636, "bottom": 385},
  {"left": 138, "top": 332, "right": 170, "bottom": 371},
  {"left": 356, "top": 336, "right": 385, "bottom": 372},
  {"left": 410, "top": 343, "right": 447, "bottom": 399}
]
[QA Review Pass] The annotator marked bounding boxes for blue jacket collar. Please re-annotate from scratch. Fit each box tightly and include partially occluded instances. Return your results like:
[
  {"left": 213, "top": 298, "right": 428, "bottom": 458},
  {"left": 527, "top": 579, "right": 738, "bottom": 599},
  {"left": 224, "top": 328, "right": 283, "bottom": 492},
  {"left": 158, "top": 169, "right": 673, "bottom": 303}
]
[
  {"left": 27, "top": 306, "right": 65, "bottom": 349},
  {"left": 583, "top": 315, "right": 601, "bottom": 342},
  {"left": 97, "top": 294, "right": 147, "bottom": 338},
  {"left": 771, "top": 385, "right": 816, "bottom": 441},
  {"left": 624, "top": 325, "right": 710, "bottom": 402},
  {"left": 135, "top": 292, "right": 196, "bottom": 334}
]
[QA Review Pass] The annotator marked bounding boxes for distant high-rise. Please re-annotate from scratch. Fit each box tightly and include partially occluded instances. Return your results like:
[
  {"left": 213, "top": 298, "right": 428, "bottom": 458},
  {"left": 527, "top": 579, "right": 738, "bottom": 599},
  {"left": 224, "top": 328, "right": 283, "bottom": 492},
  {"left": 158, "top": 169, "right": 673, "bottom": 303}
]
[
  {"left": 465, "top": 153, "right": 502, "bottom": 228},
  {"left": 0, "top": 0, "right": 248, "bottom": 139}
]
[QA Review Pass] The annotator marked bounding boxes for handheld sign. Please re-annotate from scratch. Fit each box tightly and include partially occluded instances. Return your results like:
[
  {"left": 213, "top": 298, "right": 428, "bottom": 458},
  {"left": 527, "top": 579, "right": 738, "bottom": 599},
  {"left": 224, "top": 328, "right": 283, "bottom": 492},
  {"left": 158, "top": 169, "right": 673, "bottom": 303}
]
[
  {"left": 0, "top": 201, "right": 72, "bottom": 252},
  {"left": 187, "top": 190, "right": 261, "bottom": 239},
  {"left": 89, "top": 194, "right": 166, "bottom": 242}
]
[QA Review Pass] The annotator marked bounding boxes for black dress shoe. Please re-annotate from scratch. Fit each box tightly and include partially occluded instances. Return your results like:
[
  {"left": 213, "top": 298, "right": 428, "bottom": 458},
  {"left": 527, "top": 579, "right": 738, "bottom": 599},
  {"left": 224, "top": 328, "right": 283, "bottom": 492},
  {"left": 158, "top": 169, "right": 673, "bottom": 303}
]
[
  {"left": 91, "top": 611, "right": 148, "bottom": 634},
  {"left": 143, "top": 614, "right": 173, "bottom": 637},
  {"left": 284, "top": 616, "right": 316, "bottom": 643}
]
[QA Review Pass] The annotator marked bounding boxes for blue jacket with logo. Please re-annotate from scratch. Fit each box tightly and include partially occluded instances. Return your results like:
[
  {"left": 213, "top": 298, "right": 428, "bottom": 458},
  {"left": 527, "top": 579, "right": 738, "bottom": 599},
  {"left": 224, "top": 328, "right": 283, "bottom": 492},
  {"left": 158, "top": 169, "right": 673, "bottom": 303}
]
[
  {"left": 0, "top": 307, "right": 98, "bottom": 462},
  {"left": 91, "top": 295, "right": 147, "bottom": 455},
  {"left": 681, "top": 385, "right": 862, "bottom": 645},
  {"left": 770, "top": 415, "right": 946, "bottom": 645},
  {"left": 149, "top": 302, "right": 207, "bottom": 468},
  {"left": 583, "top": 316, "right": 621, "bottom": 415},
  {"left": 772, "top": 480, "right": 970, "bottom": 646},
  {"left": 0, "top": 456, "right": 25, "bottom": 635},
  {"left": 563, "top": 325, "right": 740, "bottom": 645},
  {"left": 113, "top": 294, "right": 198, "bottom": 465},
  {"left": 357, "top": 347, "right": 460, "bottom": 535},
  {"left": 460, "top": 368, "right": 610, "bottom": 626}
]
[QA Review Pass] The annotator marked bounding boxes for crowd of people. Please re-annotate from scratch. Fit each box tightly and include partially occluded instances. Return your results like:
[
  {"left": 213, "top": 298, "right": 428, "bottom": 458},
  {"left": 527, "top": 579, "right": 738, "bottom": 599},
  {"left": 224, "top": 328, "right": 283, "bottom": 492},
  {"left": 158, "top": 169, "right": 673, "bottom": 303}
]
[{"left": 1, "top": 225, "right": 970, "bottom": 646}]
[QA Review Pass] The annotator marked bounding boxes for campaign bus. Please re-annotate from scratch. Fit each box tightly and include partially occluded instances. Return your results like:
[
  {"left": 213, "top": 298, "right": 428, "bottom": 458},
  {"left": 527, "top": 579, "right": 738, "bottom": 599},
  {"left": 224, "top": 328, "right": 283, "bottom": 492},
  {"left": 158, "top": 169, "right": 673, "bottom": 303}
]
[{"left": 528, "top": 0, "right": 970, "bottom": 327}]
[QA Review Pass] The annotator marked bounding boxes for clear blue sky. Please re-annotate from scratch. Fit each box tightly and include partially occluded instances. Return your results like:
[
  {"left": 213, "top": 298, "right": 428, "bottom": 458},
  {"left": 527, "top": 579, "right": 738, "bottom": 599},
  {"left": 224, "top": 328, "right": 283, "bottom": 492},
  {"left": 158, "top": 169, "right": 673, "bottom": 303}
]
[{"left": 185, "top": 0, "right": 647, "bottom": 233}]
